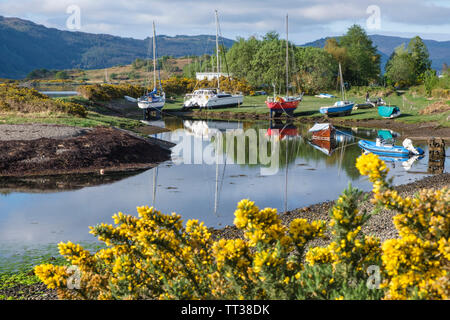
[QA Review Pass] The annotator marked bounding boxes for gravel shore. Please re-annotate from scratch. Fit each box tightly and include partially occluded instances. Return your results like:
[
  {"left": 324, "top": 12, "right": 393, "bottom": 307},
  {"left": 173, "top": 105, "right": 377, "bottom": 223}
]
[
  {"left": 213, "top": 172, "right": 450, "bottom": 245},
  {"left": 0, "top": 124, "right": 90, "bottom": 141}
]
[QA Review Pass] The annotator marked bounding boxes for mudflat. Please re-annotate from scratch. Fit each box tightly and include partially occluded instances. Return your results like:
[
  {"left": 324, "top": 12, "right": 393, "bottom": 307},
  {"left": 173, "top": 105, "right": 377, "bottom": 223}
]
[{"left": 0, "top": 124, "right": 171, "bottom": 176}]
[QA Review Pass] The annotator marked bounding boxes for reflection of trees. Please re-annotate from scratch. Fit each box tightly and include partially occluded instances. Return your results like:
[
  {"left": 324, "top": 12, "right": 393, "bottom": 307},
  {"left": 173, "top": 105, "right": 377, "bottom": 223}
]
[
  {"left": 163, "top": 117, "right": 379, "bottom": 180},
  {"left": 213, "top": 121, "right": 367, "bottom": 180}
]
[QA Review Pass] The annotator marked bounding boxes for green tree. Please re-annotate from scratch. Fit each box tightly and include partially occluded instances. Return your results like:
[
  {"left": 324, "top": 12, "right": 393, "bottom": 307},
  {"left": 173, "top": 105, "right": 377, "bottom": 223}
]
[
  {"left": 295, "top": 47, "right": 338, "bottom": 94},
  {"left": 250, "top": 34, "right": 288, "bottom": 93},
  {"left": 423, "top": 69, "right": 438, "bottom": 96},
  {"left": 339, "top": 25, "right": 381, "bottom": 85},
  {"left": 408, "top": 36, "right": 432, "bottom": 82},
  {"left": 324, "top": 38, "right": 350, "bottom": 74},
  {"left": 385, "top": 45, "right": 416, "bottom": 87},
  {"left": 226, "top": 36, "right": 262, "bottom": 86}
]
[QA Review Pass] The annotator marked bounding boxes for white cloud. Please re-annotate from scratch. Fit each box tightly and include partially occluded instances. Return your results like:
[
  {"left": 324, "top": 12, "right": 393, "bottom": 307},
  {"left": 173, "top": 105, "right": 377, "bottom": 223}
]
[{"left": 0, "top": 0, "right": 449, "bottom": 42}]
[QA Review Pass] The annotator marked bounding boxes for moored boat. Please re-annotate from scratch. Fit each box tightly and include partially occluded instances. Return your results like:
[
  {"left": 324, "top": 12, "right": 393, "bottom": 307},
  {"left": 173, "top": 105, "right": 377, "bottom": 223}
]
[
  {"left": 183, "top": 11, "right": 243, "bottom": 110},
  {"left": 358, "top": 139, "right": 424, "bottom": 158},
  {"left": 378, "top": 105, "right": 401, "bottom": 119},
  {"left": 137, "top": 22, "right": 166, "bottom": 118},
  {"left": 266, "top": 14, "right": 303, "bottom": 117},
  {"left": 319, "top": 101, "right": 354, "bottom": 116},
  {"left": 319, "top": 63, "right": 354, "bottom": 117}
]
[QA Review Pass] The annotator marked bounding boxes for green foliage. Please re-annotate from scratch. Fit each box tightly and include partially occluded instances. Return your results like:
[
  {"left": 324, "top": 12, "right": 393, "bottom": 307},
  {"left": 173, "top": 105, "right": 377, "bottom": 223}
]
[
  {"left": 408, "top": 36, "right": 432, "bottom": 81},
  {"left": 386, "top": 36, "right": 434, "bottom": 88},
  {"left": 423, "top": 70, "right": 439, "bottom": 96},
  {"left": 339, "top": 25, "right": 381, "bottom": 86},
  {"left": 295, "top": 47, "right": 338, "bottom": 94},
  {"left": 55, "top": 71, "right": 69, "bottom": 80},
  {"left": 26, "top": 69, "right": 56, "bottom": 80},
  {"left": 0, "top": 84, "right": 87, "bottom": 117},
  {"left": 226, "top": 37, "right": 263, "bottom": 86},
  {"left": 131, "top": 58, "right": 149, "bottom": 70},
  {"left": 385, "top": 45, "right": 416, "bottom": 87}
]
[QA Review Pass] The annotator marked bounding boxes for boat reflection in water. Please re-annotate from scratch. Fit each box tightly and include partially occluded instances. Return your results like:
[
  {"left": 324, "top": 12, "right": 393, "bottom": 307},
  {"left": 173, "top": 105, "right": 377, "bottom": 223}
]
[{"left": 266, "top": 119, "right": 299, "bottom": 141}]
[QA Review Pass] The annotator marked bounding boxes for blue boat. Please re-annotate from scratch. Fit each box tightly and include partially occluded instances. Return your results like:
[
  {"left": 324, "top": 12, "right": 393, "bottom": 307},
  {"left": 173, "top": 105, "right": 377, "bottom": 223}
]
[
  {"left": 358, "top": 140, "right": 424, "bottom": 157},
  {"left": 378, "top": 105, "right": 401, "bottom": 118},
  {"left": 320, "top": 101, "right": 355, "bottom": 116},
  {"left": 319, "top": 63, "right": 354, "bottom": 117}
]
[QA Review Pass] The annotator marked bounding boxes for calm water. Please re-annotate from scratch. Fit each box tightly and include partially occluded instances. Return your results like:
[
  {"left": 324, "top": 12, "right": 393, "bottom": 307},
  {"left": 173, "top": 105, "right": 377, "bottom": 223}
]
[{"left": 0, "top": 118, "right": 448, "bottom": 270}]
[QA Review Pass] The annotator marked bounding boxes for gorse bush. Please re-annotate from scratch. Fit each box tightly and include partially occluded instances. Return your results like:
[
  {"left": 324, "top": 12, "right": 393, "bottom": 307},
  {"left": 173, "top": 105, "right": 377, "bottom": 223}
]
[
  {"left": 78, "top": 77, "right": 254, "bottom": 101},
  {"left": 35, "top": 154, "right": 449, "bottom": 300},
  {"left": 0, "top": 84, "right": 87, "bottom": 117}
]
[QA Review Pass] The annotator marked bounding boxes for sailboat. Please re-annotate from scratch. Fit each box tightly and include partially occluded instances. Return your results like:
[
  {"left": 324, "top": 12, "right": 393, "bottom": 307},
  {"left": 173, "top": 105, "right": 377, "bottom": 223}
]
[
  {"left": 183, "top": 11, "right": 244, "bottom": 109},
  {"left": 265, "top": 14, "right": 303, "bottom": 118},
  {"left": 319, "top": 63, "right": 354, "bottom": 117},
  {"left": 138, "top": 21, "right": 166, "bottom": 119}
]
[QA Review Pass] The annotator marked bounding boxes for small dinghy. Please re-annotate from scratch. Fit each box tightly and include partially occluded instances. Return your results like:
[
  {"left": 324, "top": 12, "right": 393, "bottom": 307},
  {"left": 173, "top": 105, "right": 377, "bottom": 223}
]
[
  {"left": 358, "top": 138, "right": 424, "bottom": 158},
  {"left": 378, "top": 105, "right": 401, "bottom": 119},
  {"left": 319, "top": 63, "right": 354, "bottom": 117},
  {"left": 320, "top": 100, "right": 354, "bottom": 116}
]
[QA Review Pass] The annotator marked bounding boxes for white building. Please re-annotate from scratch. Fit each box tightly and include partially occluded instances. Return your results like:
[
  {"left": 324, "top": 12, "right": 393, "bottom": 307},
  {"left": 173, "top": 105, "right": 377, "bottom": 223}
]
[{"left": 196, "top": 72, "right": 230, "bottom": 81}]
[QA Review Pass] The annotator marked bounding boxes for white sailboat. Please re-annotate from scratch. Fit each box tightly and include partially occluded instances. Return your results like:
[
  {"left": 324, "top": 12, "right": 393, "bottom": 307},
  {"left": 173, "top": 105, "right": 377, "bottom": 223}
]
[
  {"left": 138, "top": 21, "right": 166, "bottom": 118},
  {"left": 183, "top": 10, "right": 243, "bottom": 109}
]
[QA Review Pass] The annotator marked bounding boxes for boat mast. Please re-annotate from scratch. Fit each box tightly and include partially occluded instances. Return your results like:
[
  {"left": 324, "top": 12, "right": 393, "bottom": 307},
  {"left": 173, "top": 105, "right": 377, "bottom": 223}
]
[
  {"left": 339, "top": 62, "right": 345, "bottom": 101},
  {"left": 153, "top": 21, "right": 157, "bottom": 91},
  {"left": 215, "top": 10, "right": 220, "bottom": 92},
  {"left": 286, "top": 14, "right": 289, "bottom": 98}
]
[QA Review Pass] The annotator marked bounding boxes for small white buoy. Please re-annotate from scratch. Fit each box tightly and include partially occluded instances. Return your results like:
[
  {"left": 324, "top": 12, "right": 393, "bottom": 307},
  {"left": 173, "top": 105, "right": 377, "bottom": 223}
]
[{"left": 100, "top": 169, "right": 105, "bottom": 175}]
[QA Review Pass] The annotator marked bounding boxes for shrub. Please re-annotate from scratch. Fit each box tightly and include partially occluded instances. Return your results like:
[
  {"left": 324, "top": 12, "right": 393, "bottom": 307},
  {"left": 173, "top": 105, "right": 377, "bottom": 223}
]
[
  {"left": 78, "top": 77, "right": 255, "bottom": 102},
  {"left": 0, "top": 84, "right": 87, "bottom": 117},
  {"left": 34, "top": 154, "right": 448, "bottom": 300}
]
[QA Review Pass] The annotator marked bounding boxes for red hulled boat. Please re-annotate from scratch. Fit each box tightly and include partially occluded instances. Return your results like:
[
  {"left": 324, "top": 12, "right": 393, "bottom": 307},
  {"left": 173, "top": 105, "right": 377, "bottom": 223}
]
[
  {"left": 266, "top": 14, "right": 302, "bottom": 117},
  {"left": 265, "top": 96, "right": 302, "bottom": 116}
]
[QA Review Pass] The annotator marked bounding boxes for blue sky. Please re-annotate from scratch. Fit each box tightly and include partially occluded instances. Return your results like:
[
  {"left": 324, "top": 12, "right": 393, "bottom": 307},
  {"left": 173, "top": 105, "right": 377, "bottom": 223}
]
[{"left": 0, "top": 0, "right": 449, "bottom": 43}]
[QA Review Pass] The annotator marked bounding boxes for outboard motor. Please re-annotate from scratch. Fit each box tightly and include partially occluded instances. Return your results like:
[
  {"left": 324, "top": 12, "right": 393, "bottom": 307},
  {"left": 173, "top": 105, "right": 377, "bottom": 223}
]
[{"left": 402, "top": 139, "right": 423, "bottom": 155}]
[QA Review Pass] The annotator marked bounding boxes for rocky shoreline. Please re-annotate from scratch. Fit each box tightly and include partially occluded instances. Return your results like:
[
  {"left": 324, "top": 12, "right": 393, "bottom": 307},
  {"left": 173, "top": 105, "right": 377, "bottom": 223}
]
[{"left": 2, "top": 172, "right": 448, "bottom": 300}]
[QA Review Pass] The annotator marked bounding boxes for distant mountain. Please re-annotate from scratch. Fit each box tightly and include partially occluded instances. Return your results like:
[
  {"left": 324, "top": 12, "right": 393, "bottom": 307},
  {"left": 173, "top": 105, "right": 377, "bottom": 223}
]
[
  {"left": 301, "top": 34, "right": 450, "bottom": 73},
  {"left": 0, "top": 16, "right": 234, "bottom": 79},
  {"left": 2, "top": 16, "right": 448, "bottom": 79}
]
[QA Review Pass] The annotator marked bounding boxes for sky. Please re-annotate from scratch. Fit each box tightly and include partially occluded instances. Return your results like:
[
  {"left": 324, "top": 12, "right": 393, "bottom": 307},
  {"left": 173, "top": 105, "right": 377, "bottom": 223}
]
[{"left": 0, "top": 0, "right": 449, "bottom": 43}]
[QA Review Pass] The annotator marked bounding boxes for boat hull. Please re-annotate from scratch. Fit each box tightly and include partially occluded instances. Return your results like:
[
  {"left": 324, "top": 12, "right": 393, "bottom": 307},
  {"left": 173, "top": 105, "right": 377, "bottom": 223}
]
[
  {"left": 265, "top": 100, "right": 300, "bottom": 111},
  {"left": 183, "top": 94, "right": 243, "bottom": 109},
  {"left": 137, "top": 100, "right": 165, "bottom": 110},
  {"left": 319, "top": 103, "right": 354, "bottom": 117}
]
